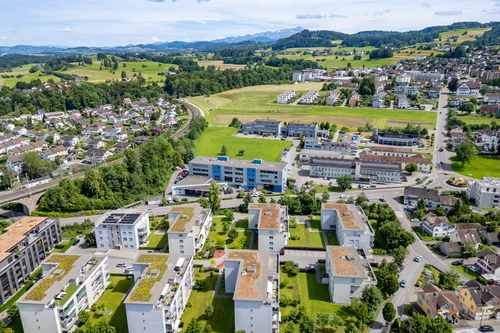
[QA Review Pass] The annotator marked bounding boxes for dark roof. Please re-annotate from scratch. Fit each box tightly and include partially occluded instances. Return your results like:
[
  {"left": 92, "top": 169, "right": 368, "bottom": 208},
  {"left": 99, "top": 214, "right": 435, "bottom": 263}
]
[
  {"left": 86, "top": 148, "right": 108, "bottom": 157},
  {"left": 440, "top": 242, "right": 463, "bottom": 254},
  {"left": 419, "top": 284, "right": 461, "bottom": 315},
  {"left": 439, "top": 195, "right": 460, "bottom": 207},
  {"left": 462, "top": 280, "right": 500, "bottom": 307},
  {"left": 485, "top": 232, "right": 500, "bottom": 244},
  {"left": 477, "top": 248, "right": 500, "bottom": 270},
  {"left": 456, "top": 223, "right": 486, "bottom": 231},
  {"left": 404, "top": 186, "right": 439, "bottom": 200},
  {"left": 456, "top": 230, "right": 481, "bottom": 244}
]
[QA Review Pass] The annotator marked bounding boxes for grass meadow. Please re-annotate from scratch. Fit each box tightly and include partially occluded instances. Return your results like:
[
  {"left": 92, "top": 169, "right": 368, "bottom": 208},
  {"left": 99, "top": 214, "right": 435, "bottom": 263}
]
[
  {"left": 436, "top": 28, "right": 491, "bottom": 44},
  {"left": 451, "top": 155, "right": 500, "bottom": 179}
]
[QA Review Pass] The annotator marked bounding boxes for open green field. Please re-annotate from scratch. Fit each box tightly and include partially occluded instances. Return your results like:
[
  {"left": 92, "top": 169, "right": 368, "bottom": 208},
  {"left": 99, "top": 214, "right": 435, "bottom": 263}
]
[
  {"left": 457, "top": 113, "right": 499, "bottom": 126},
  {"left": 181, "top": 267, "right": 234, "bottom": 333},
  {"left": 452, "top": 155, "right": 500, "bottom": 179},
  {"left": 437, "top": 28, "right": 491, "bottom": 44},
  {"left": 87, "top": 275, "right": 133, "bottom": 333},
  {"left": 195, "top": 126, "right": 291, "bottom": 162},
  {"left": 0, "top": 64, "right": 62, "bottom": 87},
  {"left": 190, "top": 85, "right": 437, "bottom": 130}
]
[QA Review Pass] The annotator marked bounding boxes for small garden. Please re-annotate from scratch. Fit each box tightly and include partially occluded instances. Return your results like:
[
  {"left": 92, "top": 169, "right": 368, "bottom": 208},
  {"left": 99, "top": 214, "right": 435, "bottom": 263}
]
[{"left": 202, "top": 210, "right": 251, "bottom": 253}]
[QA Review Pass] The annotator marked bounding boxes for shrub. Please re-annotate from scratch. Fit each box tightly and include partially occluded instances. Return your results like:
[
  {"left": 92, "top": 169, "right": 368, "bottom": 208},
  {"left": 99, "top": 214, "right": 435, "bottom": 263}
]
[
  {"left": 186, "top": 302, "right": 192, "bottom": 307},
  {"left": 107, "top": 283, "right": 115, "bottom": 290}
]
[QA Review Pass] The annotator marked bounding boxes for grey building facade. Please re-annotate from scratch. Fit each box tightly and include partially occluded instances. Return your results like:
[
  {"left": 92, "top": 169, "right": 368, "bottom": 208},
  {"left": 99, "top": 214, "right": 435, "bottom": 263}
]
[
  {"left": 241, "top": 120, "right": 283, "bottom": 136},
  {"left": 282, "top": 122, "right": 318, "bottom": 138}
]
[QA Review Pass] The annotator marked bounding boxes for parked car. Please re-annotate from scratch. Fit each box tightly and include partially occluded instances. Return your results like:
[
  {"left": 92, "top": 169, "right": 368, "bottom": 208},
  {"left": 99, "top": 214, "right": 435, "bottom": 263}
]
[
  {"left": 400, "top": 280, "right": 406, "bottom": 288},
  {"left": 468, "top": 265, "right": 479, "bottom": 273},
  {"left": 479, "top": 325, "right": 494, "bottom": 332},
  {"left": 73, "top": 239, "right": 80, "bottom": 246},
  {"left": 116, "top": 262, "right": 127, "bottom": 267},
  {"left": 414, "top": 256, "right": 423, "bottom": 262},
  {"left": 181, "top": 198, "right": 188, "bottom": 202},
  {"left": 410, "top": 218, "right": 419, "bottom": 222},
  {"left": 173, "top": 198, "right": 179, "bottom": 203},
  {"left": 370, "top": 185, "right": 377, "bottom": 188},
  {"left": 379, "top": 198, "right": 386, "bottom": 202},
  {"left": 451, "top": 260, "right": 464, "bottom": 266}
]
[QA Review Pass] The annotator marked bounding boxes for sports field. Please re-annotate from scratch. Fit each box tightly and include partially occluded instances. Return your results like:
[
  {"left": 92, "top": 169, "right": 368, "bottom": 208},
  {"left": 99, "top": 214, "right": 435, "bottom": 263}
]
[
  {"left": 0, "top": 64, "right": 62, "bottom": 87},
  {"left": 194, "top": 126, "right": 291, "bottom": 162},
  {"left": 189, "top": 84, "right": 437, "bottom": 130},
  {"left": 451, "top": 155, "right": 500, "bottom": 179},
  {"left": 437, "top": 28, "right": 491, "bottom": 44}
]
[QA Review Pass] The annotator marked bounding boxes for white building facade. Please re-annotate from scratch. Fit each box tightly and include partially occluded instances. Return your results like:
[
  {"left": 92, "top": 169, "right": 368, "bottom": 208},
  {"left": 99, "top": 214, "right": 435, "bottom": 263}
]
[
  {"left": 467, "top": 177, "right": 500, "bottom": 208},
  {"left": 248, "top": 203, "right": 289, "bottom": 251},
  {"left": 167, "top": 206, "right": 212, "bottom": 256},
  {"left": 94, "top": 209, "right": 150, "bottom": 250}
]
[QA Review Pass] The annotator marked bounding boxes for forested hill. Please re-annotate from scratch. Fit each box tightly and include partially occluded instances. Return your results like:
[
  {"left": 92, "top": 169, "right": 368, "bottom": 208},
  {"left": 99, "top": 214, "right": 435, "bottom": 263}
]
[{"left": 272, "top": 22, "right": 490, "bottom": 50}]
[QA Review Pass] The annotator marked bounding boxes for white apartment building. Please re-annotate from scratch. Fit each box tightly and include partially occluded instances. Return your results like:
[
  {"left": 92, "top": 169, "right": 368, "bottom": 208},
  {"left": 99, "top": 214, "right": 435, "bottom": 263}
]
[
  {"left": 125, "top": 254, "right": 194, "bottom": 333},
  {"left": 189, "top": 156, "right": 287, "bottom": 192},
  {"left": 395, "top": 83, "right": 419, "bottom": 95},
  {"left": 397, "top": 94, "right": 410, "bottom": 109},
  {"left": 326, "top": 90, "right": 341, "bottom": 106},
  {"left": 17, "top": 254, "right": 109, "bottom": 333},
  {"left": 304, "top": 138, "right": 351, "bottom": 155},
  {"left": 248, "top": 203, "right": 289, "bottom": 251},
  {"left": 421, "top": 213, "right": 455, "bottom": 237},
  {"left": 94, "top": 209, "right": 150, "bottom": 250},
  {"left": 167, "top": 206, "right": 212, "bottom": 256},
  {"left": 300, "top": 90, "right": 319, "bottom": 104},
  {"left": 225, "top": 250, "right": 280, "bottom": 333},
  {"left": 325, "top": 246, "right": 377, "bottom": 304},
  {"left": 277, "top": 90, "right": 295, "bottom": 104},
  {"left": 321, "top": 204, "right": 374, "bottom": 252},
  {"left": 467, "top": 177, "right": 500, "bottom": 208}
]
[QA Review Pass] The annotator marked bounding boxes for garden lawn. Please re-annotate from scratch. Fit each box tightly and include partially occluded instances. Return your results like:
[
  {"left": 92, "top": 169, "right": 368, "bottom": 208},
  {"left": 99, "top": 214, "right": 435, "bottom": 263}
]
[
  {"left": 453, "top": 265, "right": 479, "bottom": 280},
  {"left": 451, "top": 155, "right": 500, "bottom": 179},
  {"left": 413, "top": 227, "right": 436, "bottom": 241},
  {"left": 62, "top": 227, "right": 94, "bottom": 239},
  {"left": 144, "top": 232, "right": 168, "bottom": 249},
  {"left": 289, "top": 224, "right": 325, "bottom": 248},
  {"left": 313, "top": 184, "right": 343, "bottom": 193},
  {"left": 235, "top": 219, "right": 248, "bottom": 230},
  {"left": 7, "top": 317, "right": 24, "bottom": 333},
  {"left": 456, "top": 113, "right": 498, "bottom": 126},
  {"left": 326, "top": 232, "right": 339, "bottom": 245},
  {"left": 191, "top": 85, "right": 437, "bottom": 130},
  {"left": 87, "top": 275, "right": 133, "bottom": 333},
  {"left": 205, "top": 217, "right": 227, "bottom": 249},
  {"left": 195, "top": 126, "right": 291, "bottom": 162},
  {"left": 280, "top": 271, "right": 348, "bottom": 317},
  {"left": 228, "top": 231, "right": 251, "bottom": 249},
  {"left": 181, "top": 267, "right": 234, "bottom": 333}
]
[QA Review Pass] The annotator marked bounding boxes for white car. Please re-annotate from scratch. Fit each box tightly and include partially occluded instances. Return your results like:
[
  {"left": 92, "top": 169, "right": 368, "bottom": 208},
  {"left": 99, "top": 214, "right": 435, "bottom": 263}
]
[
  {"left": 116, "top": 262, "right": 127, "bottom": 267},
  {"left": 339, "top": 194, "right": 349, "bottom": 199},
  {"left": 410, "top": 218, "right": 419, "bottom": 223},
  {"left": 468, "top": 265, "right": 479, "bottom": 273},
  {"left": 414, "top": 256, "right": 423, "bottom": 262}
]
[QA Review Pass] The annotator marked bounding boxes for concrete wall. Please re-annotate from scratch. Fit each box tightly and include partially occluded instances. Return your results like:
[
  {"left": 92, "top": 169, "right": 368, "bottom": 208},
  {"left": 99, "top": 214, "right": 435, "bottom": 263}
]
[
  {"left": 167, "top": 233, "right": 195, "bottom": 256},
  {"left": 19, "top": 303, "right": 61, "bottom": 333},
  {"left": 224, "top": 260, "right": 239, "bottom": 293},
  {"left": 234, "top": 299, "right": 273, "bottom": 333},
  {"left": 126, "top": 303, "right": 166, "bottom": 333}
]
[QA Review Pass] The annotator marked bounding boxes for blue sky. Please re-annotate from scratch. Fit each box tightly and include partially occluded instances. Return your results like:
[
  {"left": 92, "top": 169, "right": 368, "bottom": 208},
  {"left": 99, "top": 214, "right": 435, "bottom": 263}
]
[{"left": 0, "top": 0, "right": 498, "bottom": 47}]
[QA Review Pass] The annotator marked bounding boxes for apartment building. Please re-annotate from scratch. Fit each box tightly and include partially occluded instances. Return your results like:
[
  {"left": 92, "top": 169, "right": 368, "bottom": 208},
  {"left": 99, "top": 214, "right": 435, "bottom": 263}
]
[
  {"left": 282, "top": 121, "right": 318, "bottom": 138},
  {"left": 325, "top": 246, "right": 377, "bottom": 304},
  {"left": 0, "top": 217, "right": 62, "bottom": 306},
  {"left": 359, "top": 151, "right": 432, "bottom": 173},
  {"left": 421, "top": 213, "right": 455, "bottom": 237},
  {"left": 458, "top": 280, "right": 500, "bottom": 320},
  {"left": 277, "top": 90, "right": 295, "bottom": 104},
  {"left": 320, "top": 204, "right": 374, "bottom": 251},
  {"left": 167, "top": 206, "right": 212, "bottom": 256},
  {"left": 309, "top": 158, "right": 401, "bottom": 183},
  {"left": 372, "top": 128, "right": 419, "bottom": 146},
  {"left": 125, "top": 254, "right": 194, "bottom": 333},
  {"left": 240, "top": 119, "right": 283, "bottom": 136},
  {"left": 248, "top": 203, "right": 289, "bottom": 251},
  {"left": 189, "top": 156, "right": 287, "bottom": 192},
  {"left": 304, "top": 138, "right": 351, "bottom": 155},
  {"left": 467, "top": 177, "right": 500, "bottom": 208},
  {"left": 225, "top": 250, "right": 280, "bottom": 333},
  {"left": 17, "top": 254, "right": 109, "bottom": 333},
  {"left": 326, "top": 90, "right": 341, "bottom": 106},
  {"left": 300, "top": 90, "right": 319, "bottom": 104},
  {"left": 94, "top": 209, "right": 150, "bottom": 250},
  {"left": 395, "top": 83, "right": 419, "bottom": 95},
  {"left": 417, "top": 284, "right": 460, "bottom": 320}
]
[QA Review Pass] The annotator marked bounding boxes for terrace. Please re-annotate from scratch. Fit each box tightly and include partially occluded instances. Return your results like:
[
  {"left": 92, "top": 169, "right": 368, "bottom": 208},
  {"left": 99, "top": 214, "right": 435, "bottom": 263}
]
[
  {"left": 129, "top": 254, "right": 169, "bottom": 303},
  {"left": 169, "top": 207, "right": 195, "bottom": 232}
]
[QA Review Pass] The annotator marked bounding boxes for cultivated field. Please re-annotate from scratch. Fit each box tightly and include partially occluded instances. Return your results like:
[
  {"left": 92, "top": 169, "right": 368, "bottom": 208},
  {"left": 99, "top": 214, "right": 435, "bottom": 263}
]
[
  {"left": 437, "top": 27, "right": 491, "bottom": 44},
  {"left": 0, "top": 64, "right": 62, "bottom": 87},
  {"left": 190, "top": 84, "right": 437, "bottom": 130},
  {"left": 198, "top": 60, "right": 247, "bottom": 70}
]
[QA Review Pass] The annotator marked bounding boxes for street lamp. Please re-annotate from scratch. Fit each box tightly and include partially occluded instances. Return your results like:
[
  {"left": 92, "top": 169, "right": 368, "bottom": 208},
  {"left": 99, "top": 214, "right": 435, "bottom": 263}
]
[{"left": 480, "top": 306, "right": 486, "bottom": 328}]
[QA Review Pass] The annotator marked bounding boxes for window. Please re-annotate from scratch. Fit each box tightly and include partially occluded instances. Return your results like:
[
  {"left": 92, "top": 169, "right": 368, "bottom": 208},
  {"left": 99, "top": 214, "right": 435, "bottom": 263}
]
[
  {"left": 179, "top": 240, "right": 183, "bottom": 243},
  {"left": 180, "top": 250, "right": 184, "bottom": 254},
  {"left": 351, "top": 279, "right": 356, "bottom": 283}
]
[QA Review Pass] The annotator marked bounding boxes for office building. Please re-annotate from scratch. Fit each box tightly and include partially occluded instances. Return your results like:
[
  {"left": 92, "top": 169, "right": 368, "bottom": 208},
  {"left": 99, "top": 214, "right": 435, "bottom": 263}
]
[
  {"left": 17, "top": 254, "right": 109, "bottom": 333},
  {"left": 167, "top": 206, "right": 212, "bottom": 256},
  {"left": 282, "top": 121, "right": 318, "bottom": 138},
  {"left": 225, "top": 250, "right": 280, "bottom": 333},
  {"left": 189, "top": 156, "right": 287, "bottom": 192},
  {"left": 466, "top": 177, "right": 500, "bottom": 208},
  {"left": 248, "top": 203, "right": 289, "bottom": 251},
  {"left": 325, "top": 246, "right": 376, "bottom": 304},
  {"left": 94, "top": 209, "right": 150, "bottom": 250},
  {"left": 371, "top": 127, "right": 419, "bottom": 146},
  {"left": 0, "top": 217, "right": 62, "bottom": 306},
  {"left": 299, "top": 149, "right": 345, "bottom": 164},
  {"left": 309, "top": 158, "right": 401, "bottom": 183},
  {"left": 359, "top": 151, "right": 432, "bottom": 173},
  {"left": 320, "top": 204, "right": 374, "bottom": 251},
  {"left": 240, "top": 119, "right": 283, "bottom": 137},
  {"left": 125, "top": 254, "right": 194, "bottom": 333}
]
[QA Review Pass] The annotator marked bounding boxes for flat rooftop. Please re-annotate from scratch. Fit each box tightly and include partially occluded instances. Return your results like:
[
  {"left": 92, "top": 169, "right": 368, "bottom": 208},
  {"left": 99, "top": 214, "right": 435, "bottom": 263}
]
[
  {"left": 168, "top": 205, "right": 210, "bottom": 234},
  {"left": 0, "top": 216, "right": 50, "bottom": 262},
  {"left": 21, "top": 254, "right": 102, "bottom": 304},
  {"left": 300, "top": 149, "right": 345, "bottom": 158},
  {"left": 478, "top": 177, "right": 500, "bottom": 186},
  {"left": 249, "top": 203, "right": 287, "bottom": 230},
  {"left": 125, "top": 254, "right": 191, "bottom": 305},
  {"left": 226, "top": 250, "right": 279, "bottom": 302},
  {"left": 327, "top": 246, "right": 367, "bottom": 279},
  {"left": 322, "top": 203, "right": 366, "bottom": 231},
  {"left": 95, "top": 209, "right": 145, "bottom": 226},
  {"left": 190, "top": 156, "right": 286, "bottom": 172}
]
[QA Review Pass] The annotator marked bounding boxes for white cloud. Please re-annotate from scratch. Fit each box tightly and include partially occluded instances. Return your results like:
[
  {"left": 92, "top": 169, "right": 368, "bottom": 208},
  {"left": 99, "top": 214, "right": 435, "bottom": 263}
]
[
  {"left": 367, "top": 9, "right": 392, "bottom": 16},
  {"left": 421, "top": 2, "right": 431, "bottom": 8},
  {"left": 59, "top": 27, "right": 73, "bottom": 32},
  {"left": 296, "top": 12, "right": 347, "bottom": 19},
  {"left": 151, "top": 36, "right": 163, "bottom": 42},
  {"left": 434, "top": 10, "right": 462, "bottom": 15},
  {"left": 0, "top": 36, "right": 7, "bottom": 40}
]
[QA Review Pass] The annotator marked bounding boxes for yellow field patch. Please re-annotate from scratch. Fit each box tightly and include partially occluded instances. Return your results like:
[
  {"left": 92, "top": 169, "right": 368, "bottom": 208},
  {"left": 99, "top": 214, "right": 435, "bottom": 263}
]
[{"left": 198, "top": 60, "right": 247, "bottom": 70}]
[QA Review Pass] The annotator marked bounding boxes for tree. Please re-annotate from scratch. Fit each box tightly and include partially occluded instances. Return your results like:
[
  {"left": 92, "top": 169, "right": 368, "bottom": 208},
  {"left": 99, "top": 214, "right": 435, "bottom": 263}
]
[
  {"left": 455, "top": 141, "right": 476, "bottom": 167},
  {"left": 85, "top": 321, "right": 116, "bottom": 333},
  {"left": 228, "top": 228, "right": 238, "bottom": 241},
  {"left": 203, "top": 324, "right": 212, "bottom": 333},
  {"left": 321, "top": 191, "right": 330, "bottom": 203},
  {"left": 185, "top": 319, "right": 204, "bottom": 333},
  {"left": 121, "top": 71, "right": 127, "bottom": 79},
  {"left": 78, "top": 310, "right": 90, "bottom": 325},
  {"left": 221, "top": 145, "right": 227, "bottom": 155},
  {"left": 458, "top": 102, "right": 475, "bottom": 113},
  {"left": 382, "top": 302, "right": 396, "bottom": 323},
  {"left": 85, "top": 232, "right": 96, "bottom": 247},
  {"left": 447, "top": 77, "right": 459, "bottom": 92},
  {"left": 7, "top": 304, "right": 19, "bottom": 321},
  {"left": 243, "top": 192, "right": 253, "bottom": 206},
  {"left": 361, "top": 285, "right": 383, "bottom": 312},
  {"left": 359, "top": 76, "right": 376, "bottom": 96},
  {"left": 348, "top": 298, "right": 372, "bottom": 325},
  {"left": 464, "top": 242, "right": 477, "bottom": 256},
  {"left": 405, "top": 162, "right": 418, "bottom": 175},
  {"left": 356, "top": 192, "right": 368, "bottom": 205},
  {"left": 284, "top": 260, "right": 299, "bottom": 276},
  {"left": 4, "top": 328, "right": 14, "bottom": 333},
  {"left": 438, "top": 270, "right": 461, "bottom": 290},
  {"left": 199, "top": 197, "right": 209, "bottom": 208},
  {"left": 258, "top": 193, "right": 267, "bottom": 203},
  {"left": 391, "top": 246, "right": 406, "bottom": 267},
  {"left": 316, "top": 313, "right": 330, "bottom": 330},
  {"left": 337, "top": 175, "right": 353, "bottom": 191},
  {"left": 299, "top": 314, "right": 316, "bottom": 333},
  {"left": 229, "top": 117, "right": 241, "bottom": 128},
  {"left": 22, "top": 151, "right": 55, "bottom": 179},
  {"left": 376, "top": 260, "right": 400, "bottom": 297},
  {"left": 29, "top": 65, "right": 39, "bottom": 73},
  {"left": 205, "top": 304, "right": 214, "bottom": 317},
  {"left": 238, "top": 149, "right": 245, "bottom": 156},
  {"left": 215, "top": 236, "right": 225, "bottom": 248},
  {"left": 208, "top": 180, "right": 221, "bottom": 212},
  {"left": 345, "top": 322, "right": 359, "bottom": 333},
  {"left": 224, "top": 209, "right": 234, "bottom": 221}
]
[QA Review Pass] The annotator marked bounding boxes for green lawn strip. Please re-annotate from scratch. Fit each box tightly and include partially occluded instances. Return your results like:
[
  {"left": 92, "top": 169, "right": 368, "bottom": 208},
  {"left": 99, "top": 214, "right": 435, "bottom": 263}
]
[
  {"left": 453, "top": 266, "right": 479, "bottom": 281},
  {"left": 62, "top": 227, "right": 93, "bottom": 239},
  {"left": 204, "top": 217, "right": 228, "bottom": 249},
  {"left": 413, "top": 227, "right": 436, "bottom": 242},
  {"left": 228, "top": 231, "right": 251, "bottom": 249},
  {"left": 7, "top": 317, "right": 23, "bottom": 333},
  {"left": 181, "top": 267, "right": 234, "bottom": 333},
  {"left": 289, "top": 224, "right": 325, "bottom": 248},
  {"left": 235, "top": 219, "right": 248, "bottom": 230},
  {"left": 194, "top": 126, "right": 290, "bottom": 162},
  {"left": 326, "top": 232, "right": 339, "bottom": 246},
  {"left": 313, "top": 184, "right": 343, "bottom": 193},
  {"left": 451, "top": 155, "right": 500, "bottom": 179},
  {"left": 142, "top": 233, "right": 168, "bottom": 249},
  {"left": 87, "top": 274, "right": 134, "bottom": 333},
  {"left": 280, "top": 271, "right": 348, "bottom": 318}
]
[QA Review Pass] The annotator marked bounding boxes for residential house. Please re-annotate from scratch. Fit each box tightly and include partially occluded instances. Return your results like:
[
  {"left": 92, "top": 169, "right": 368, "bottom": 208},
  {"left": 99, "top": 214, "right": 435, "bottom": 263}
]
[
  {"left": 395, "top": 83, "right": 419, "bottom": 95},
  {"left": 403, "top": 187, "right": 460, "bottom": 211},
  {"left": 457, "top": 82, "right": 481, "bottom": 96},
  {"left": 449, "top": 229, "right": 482, "bottom": 249},
  {"left": 42, "top": 131, "right": 60, "bottom": 143},
  {"left": 6, "top": 155, "right": 24, "bottom": 173},
  {"left": 248, "top": 203, "right": 289, "bottom": 251},
  {"left": 86, "top": 139, "right": 105, "bottom": 149},
  {"left": 481, "top": 105, "right": 500, "bottom": 116},
  {"left": 484, "top": 93, "right": 500, "bottom": 104},
  {"left": 167, "top": 206, "right": 212, "bottom": 256},
  {"left": 439, "top": 242, "right": 464, "bottom": 256},
  {"left": 476, "top": 248, "right": 500, "bottom": 279},
  {"left": 372, "top": 97, "right": 384, "bottom": 108},
  {"left": 224, "top": 250, "right": 280, "bottom": 333},
  {"left": 421, "top": 213, "right": 455, "bottom": 237},
  {"left": 396, "top": 94, "right": 410, "bottom": 109},
  {"left": 94, "top": 209, "right": 150, "bottom": 250},
  {"left": 85, "top": 148, "right": 112, "bottom": 164},
  {"left": 417, "top": 284, "right": 461, "bottom": 320},
  {"left": 325, "top": 246, "right": 376, "bottom": 304},
  {"left": 348, "top": 92, "right": 360, "bottom": 107},
  {"left": 82, "top": 127, "right": 102, "bottom": 136},
  {"left": 458, "top": 280, "right": 500, "bottom": 320},
  {"left": 115, "top": 141, "right": 130, "bottom": 152},
  {"left": 61, "top": 135, "right": 79, "bottom": 146},
  {"left": 128, "top": 125, "right": 142, "bottom": 133}
]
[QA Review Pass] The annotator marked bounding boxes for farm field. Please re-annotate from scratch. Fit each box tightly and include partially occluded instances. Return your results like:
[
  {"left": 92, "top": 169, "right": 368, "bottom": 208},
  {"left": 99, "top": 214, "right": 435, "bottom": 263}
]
[
  {"left": 437, "top": 27, "right": 491, "bottom": 44},
  {"left": 0, "top": 64, "right": 62, "bottom": 87},
  {"left": 198, "top": 60, "right": 247, "bottom": 70},
  {"left": 194, "top": 126, "right": 291, "bottom": 162},
  {"left": 189, "top": 84, "right": 437, "bottom": 130},
  {"left": 451, "top": 155, "right": 500, "bottom": 179}
]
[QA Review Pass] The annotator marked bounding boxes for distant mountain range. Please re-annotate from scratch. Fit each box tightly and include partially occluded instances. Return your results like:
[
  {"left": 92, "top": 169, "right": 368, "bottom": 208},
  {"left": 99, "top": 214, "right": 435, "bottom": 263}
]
[{"left": 0, "top": 27, "right": 304, "bottom": 55}]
